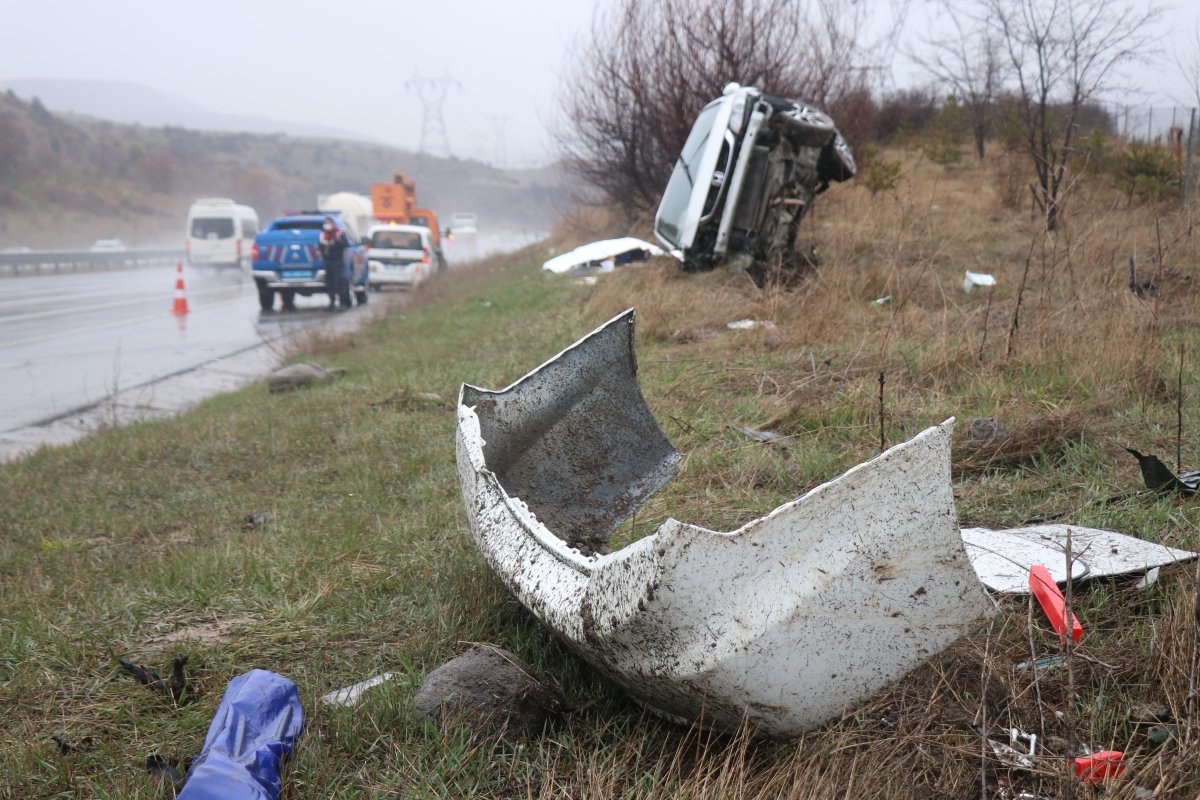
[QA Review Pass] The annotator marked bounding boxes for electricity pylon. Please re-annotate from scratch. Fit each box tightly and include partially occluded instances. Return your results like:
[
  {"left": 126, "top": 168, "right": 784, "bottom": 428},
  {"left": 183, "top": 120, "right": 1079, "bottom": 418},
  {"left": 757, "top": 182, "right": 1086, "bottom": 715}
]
[{"left": 406, "top": 72, "right": 460, "bottom": 158}]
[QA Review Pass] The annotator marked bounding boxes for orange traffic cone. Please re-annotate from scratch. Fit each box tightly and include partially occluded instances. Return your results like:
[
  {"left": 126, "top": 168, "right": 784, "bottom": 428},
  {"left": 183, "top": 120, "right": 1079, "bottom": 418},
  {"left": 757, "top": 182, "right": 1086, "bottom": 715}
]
[{"left": 171, "top": 261, "right": 189, "bottom": 315}]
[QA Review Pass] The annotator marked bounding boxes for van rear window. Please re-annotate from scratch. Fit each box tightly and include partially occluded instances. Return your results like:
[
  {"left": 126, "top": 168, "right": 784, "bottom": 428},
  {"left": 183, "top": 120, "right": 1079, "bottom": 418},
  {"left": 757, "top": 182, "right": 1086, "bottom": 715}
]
[
  {"left": 371, "top": 231, "right": 424, "bottom": 249},
  {"left": 191, "top": 218, "right": 235, "bottom": 239}
]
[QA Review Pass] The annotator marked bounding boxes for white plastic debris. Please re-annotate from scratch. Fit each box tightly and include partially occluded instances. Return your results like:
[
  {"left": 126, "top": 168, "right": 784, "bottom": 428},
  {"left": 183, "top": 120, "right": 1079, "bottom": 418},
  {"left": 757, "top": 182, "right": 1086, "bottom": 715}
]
[
  {"left": 542, "top": 237, "right": 663, "bottom": 274},
  {"left": 988, "top": 739, "right": 1036, "bottom": 770},
  {"left": 726, "top": 319, "right": 778, "bottom": 330},
  {"left": 962, "top": 525, "right": 1197, "bottom": 594},
  {"left": 1134, "top": 566, "right": 1161, "bottom": 589},
  {"left": 320, "top": 672, "right": 399, "bottom": 708},
  {"left": 457, "top": 310, "right": 993, "bottom": 737},
  {"left": 962, "top": 271, "right": 997, "bottom": 293}
]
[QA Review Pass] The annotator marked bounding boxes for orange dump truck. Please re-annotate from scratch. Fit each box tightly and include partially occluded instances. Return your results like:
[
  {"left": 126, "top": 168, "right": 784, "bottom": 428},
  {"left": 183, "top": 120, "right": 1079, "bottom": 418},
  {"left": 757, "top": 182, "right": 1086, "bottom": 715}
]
[{"left": 370, "top": 172, "right": 442, "bottom": 251}]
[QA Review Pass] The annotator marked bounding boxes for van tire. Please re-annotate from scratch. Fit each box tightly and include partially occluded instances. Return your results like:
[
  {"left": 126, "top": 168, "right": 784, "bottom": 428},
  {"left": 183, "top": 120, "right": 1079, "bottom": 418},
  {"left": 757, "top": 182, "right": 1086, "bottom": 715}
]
[{"left": 256, "top": 280, "right": 274, "bottom": 311}]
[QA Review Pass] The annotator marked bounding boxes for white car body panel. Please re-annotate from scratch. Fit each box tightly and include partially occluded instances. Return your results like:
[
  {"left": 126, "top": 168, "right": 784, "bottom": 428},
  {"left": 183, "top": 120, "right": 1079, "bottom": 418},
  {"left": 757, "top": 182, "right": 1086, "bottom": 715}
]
[{"left": 456, "top": 310, "right": 993, "bottom": 737}]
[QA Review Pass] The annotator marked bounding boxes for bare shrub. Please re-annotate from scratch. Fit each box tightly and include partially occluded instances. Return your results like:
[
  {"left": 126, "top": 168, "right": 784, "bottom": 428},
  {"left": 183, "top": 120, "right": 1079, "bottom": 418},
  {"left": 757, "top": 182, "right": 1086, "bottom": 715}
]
[
  {"left": 983, "top": 0, "right": 1165, "bottom": 231},
  {"left": 557, "top": 0, "right": 886, "bottom": 219}
]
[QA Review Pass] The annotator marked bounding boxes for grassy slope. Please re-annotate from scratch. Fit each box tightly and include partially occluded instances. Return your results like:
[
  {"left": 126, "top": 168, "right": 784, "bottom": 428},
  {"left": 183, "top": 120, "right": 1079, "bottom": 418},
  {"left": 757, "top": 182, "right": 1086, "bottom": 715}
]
[{"left": 3, "top": 152, "right": 1200, "bottom": 798}]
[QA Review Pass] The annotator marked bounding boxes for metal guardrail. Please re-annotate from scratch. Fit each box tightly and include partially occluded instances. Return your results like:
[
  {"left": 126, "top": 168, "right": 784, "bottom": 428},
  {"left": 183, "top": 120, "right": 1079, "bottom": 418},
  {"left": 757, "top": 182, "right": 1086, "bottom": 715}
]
[{"left": 0, "top": 248, "right": 185, "bottom": 277}]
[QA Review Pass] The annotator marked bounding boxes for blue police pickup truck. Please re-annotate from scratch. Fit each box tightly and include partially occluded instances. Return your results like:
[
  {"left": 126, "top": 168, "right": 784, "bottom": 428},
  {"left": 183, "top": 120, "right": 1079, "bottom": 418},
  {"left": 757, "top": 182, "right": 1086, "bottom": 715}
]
[{"left": 250, "top": 212, "right": 369, "bottom": 311}]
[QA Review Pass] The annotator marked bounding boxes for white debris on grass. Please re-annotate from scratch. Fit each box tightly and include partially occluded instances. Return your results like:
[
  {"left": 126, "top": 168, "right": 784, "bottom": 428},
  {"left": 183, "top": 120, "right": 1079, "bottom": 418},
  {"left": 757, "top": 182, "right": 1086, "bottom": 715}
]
[
  {"left": 727, "top": 319, "right": 777, "bottom": 330},
  {"left": 320, "top": 672, "right": 400, "bottom": 708},
  {"left": 962, "top": 271, "right": 997, "bottom": 293},
  {"left": 962, "top": 525, "right": 1197, "bottom": 593},
  {"left": 542, "top": 237, "right": 663, "bottom": 274}
]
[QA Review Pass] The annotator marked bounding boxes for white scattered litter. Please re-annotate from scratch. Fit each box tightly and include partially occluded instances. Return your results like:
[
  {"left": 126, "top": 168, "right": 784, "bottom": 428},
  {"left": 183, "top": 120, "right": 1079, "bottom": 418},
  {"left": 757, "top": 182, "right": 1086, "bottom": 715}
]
[
  {"left": 726, "top": 319, "right": 777, "bottom": 330},
  {"left": 962, "top": 271, "right": 997, "bottom": 293},
  {"left": 573, "top": 276, "right": 599, "bottom": 287},
  {"left": 320, "top": 672, "right": 400, "bottom": 707}
]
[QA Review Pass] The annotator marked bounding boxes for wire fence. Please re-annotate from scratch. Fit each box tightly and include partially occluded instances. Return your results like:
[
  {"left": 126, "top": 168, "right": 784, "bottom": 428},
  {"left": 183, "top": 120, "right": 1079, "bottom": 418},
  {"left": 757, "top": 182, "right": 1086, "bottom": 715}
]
[{"left": 1088, "top": 103, "right": 1200, "bottom": 210}]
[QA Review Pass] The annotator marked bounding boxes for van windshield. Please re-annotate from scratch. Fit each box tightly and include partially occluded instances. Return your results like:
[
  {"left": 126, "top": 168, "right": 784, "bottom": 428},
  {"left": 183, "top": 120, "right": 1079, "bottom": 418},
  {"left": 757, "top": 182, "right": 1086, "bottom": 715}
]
[
  {"left": 191, "top": 218, "right": 235, "bottom": 239},
  {"left": 656, "top": 103, "right": 722, "bottom": 246},
  {"left": 371, "top": 231, "right": 424, "bottom": 249}
]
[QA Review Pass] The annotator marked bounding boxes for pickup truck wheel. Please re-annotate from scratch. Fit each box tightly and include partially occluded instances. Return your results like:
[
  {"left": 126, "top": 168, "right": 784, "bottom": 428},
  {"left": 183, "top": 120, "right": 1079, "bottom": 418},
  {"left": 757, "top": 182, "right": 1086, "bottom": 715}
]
[
  {"left": 256, "top": 280, "right": 274, "bottom": 311},
  {"left": 281, "top": 289, "right": 297, "bottom": 310},
  {"left": 354, "top": 287, "right": 368, "bottom": 306}
]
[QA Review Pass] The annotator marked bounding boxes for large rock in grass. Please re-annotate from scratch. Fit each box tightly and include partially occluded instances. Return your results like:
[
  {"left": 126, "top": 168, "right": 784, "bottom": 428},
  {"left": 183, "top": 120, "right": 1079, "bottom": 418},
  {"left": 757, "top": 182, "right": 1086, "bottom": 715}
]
[
  {"left": 413, "top": 645, "right": 559, "bottom": 740},
  {"left": 265, "top": 363, "right": 345, "bottom": 394}
]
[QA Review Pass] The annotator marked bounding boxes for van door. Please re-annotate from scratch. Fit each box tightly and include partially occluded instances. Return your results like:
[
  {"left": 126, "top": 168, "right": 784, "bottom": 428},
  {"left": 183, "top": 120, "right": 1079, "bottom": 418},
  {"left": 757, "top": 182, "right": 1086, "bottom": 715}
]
[{"left": 189, "top": 215, "right": 238, "bottom": 267}]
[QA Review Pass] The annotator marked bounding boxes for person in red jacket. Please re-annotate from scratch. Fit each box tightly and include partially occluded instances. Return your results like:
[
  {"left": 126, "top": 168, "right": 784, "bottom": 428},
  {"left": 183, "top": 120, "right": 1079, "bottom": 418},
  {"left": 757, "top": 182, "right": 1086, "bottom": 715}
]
[{"left": 317, "top": 216, "right": 351, "bottom": 310}]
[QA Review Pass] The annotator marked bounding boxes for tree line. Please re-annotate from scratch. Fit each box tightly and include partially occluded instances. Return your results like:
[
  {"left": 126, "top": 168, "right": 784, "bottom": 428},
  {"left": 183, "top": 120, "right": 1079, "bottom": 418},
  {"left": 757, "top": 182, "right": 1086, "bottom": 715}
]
[{"left": 558, "top": 0, "right": 1166, "bottom": 232}]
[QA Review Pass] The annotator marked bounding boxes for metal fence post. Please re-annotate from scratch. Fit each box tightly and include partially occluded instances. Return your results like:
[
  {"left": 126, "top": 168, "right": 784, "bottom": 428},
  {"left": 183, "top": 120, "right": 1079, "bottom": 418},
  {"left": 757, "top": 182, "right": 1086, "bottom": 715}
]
[{"left": 1185, "top": 108, "right": 1197, "bottom": 211}]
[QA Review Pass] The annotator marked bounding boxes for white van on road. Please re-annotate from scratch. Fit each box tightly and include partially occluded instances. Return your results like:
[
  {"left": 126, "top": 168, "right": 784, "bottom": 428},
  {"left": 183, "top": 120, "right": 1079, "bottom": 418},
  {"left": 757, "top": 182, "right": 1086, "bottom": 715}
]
[{"left": 186, "top": 198, "right": 259, "bottom": 269}]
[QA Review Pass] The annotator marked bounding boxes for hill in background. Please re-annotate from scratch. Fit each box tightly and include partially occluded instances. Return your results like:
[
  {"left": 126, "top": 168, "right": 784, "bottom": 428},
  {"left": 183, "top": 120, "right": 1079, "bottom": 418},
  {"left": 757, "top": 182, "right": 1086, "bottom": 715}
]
[
  {"left": 0, "top": 78, "right": 378, "bottom": 143},
  {"left": 0, "top": 90, "right": 565, "bottom": 249}
]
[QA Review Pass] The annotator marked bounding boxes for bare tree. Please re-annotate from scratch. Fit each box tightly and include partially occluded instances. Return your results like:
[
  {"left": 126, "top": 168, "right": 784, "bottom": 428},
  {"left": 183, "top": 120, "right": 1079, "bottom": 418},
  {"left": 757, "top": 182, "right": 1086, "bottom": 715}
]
[
  {"left": 557, "top": 0, "right": 888, "bottom": 218},
  {"left": 983, "top": 0, "right": 1163, "bottom": 231},
  {"left": 911, "top": 4, "right": 1004, "bottom": 159},
  {"left": 1176, "top": 23, "right": 1200, "bottom": 107}
]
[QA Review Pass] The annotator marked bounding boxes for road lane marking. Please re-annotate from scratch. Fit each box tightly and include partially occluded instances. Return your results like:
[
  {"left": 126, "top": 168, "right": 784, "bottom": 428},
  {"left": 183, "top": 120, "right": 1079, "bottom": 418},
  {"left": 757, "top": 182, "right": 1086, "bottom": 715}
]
[{"left": 0, "top": 285, "right": 245, "bottom": 325}]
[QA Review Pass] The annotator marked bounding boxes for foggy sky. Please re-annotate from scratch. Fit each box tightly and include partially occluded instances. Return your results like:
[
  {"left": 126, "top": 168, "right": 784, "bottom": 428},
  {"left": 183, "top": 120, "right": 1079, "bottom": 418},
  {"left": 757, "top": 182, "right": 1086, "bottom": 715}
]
[
  {"left": 0, "top": 0, "right": 598, "bottom": 166},
  {"left": 1, "top": 0, "right": 1197, "bottom": 165}
]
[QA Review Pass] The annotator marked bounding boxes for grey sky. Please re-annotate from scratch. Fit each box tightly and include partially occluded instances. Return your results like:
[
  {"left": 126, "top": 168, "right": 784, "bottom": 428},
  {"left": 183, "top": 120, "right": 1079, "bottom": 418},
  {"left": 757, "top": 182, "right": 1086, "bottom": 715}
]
[
  {"left": 0, "top": 0, "right": 598, "bottom": 165},
  {"left": 1, "top": 0, "right": 1197, "bottom": 165}
]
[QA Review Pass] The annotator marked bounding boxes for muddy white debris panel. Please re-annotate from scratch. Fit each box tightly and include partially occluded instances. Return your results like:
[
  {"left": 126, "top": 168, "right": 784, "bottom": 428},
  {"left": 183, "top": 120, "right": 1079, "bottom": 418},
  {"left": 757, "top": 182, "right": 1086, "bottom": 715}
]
[
  {"left": 962, "top": 525, "right": 1198, "bottom": 594},
  {"left": 456, "top": 308, "right": 994, "bottom": 737},
  {"left": 541, "top": 238, "right": 664, "bottom": 274}
]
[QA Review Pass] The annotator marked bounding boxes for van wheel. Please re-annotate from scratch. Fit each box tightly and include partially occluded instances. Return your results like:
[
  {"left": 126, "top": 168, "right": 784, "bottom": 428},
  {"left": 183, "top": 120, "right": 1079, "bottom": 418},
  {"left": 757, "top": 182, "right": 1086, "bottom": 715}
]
[
  {"left": 354, "top": 287, "right": 368, "bottom": 306},
  {"left": 256, "top": 280, "right": 274, "bottom": 311}
]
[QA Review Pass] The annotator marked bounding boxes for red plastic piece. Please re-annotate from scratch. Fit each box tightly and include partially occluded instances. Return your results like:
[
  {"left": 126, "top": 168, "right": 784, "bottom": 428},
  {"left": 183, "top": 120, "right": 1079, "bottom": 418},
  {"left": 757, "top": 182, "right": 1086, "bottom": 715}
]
[
  {"left": 1074, "top": 751, "right": 1125, "bottom": 783},
  {"left": 1028, "top": 564, "right": 1083, "bottom": 643}
]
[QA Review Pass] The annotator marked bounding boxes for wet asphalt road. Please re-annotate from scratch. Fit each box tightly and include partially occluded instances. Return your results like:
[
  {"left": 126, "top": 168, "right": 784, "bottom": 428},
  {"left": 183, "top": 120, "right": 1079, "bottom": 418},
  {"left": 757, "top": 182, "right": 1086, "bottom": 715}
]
[{"left": 0, "top": 265, "right": 354, "bottom": 432}]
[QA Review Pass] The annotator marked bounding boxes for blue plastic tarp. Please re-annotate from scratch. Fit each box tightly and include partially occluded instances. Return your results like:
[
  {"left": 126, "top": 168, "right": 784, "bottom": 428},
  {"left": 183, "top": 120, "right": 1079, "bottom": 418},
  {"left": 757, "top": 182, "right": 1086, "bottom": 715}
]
[{"left": 178, "top": 669, "right": 304, "bottom": 800}]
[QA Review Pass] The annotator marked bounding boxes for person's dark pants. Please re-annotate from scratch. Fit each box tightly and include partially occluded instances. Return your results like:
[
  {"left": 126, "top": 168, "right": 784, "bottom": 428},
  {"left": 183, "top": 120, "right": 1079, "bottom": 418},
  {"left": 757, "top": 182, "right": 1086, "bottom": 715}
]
[{"left": 324, "top": 261, "right": 351, "bottom": 308}]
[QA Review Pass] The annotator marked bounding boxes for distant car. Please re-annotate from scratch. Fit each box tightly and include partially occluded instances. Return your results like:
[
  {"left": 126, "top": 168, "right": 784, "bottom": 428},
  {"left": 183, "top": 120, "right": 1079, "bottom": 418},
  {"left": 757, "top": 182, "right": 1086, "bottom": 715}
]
[
  {"left": 448, "top": 212, "right": 478, "bottom": 236},
  {"left": 90, "top": 239, "right": 126, "bottom": 252},
  {"left": 654, "top": 83, "right": 855, "bottom": 281},
  {"left": 366, "top": 223, "right": 434, "bottom": 290}
]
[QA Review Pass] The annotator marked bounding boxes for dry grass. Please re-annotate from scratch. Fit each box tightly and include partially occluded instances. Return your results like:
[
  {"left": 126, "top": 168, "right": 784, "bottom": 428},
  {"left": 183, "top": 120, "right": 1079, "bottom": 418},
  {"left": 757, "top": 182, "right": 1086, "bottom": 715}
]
[
  {"left": 555, "top": 149, "right": 1200, "bottom": 797},
  {"left": 7, "top": 148, "right": 1200, "bottom": 798}
]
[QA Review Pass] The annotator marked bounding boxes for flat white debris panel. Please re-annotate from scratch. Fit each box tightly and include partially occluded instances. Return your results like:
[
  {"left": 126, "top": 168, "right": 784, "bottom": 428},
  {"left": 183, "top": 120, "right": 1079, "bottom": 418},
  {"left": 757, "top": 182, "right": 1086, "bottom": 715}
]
[
  {"left": 962, "top": 524, "right": 1197, "bottom": 593},
  {"left": 542, "top": 237, "right": 664, "bottom": 273}
]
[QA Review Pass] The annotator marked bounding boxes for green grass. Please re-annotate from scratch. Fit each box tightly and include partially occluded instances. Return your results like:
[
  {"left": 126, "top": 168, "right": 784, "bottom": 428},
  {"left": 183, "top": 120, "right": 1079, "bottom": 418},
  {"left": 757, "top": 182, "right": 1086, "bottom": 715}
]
[{"left": 5, "top": 165, "right": 1200, "bottom": 798}]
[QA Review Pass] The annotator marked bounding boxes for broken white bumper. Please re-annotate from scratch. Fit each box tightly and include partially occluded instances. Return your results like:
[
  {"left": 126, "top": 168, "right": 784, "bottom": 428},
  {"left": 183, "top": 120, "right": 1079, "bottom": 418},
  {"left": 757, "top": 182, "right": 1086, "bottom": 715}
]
[{"left": 456, "top": 309, "right": 993, "bottom": 737}]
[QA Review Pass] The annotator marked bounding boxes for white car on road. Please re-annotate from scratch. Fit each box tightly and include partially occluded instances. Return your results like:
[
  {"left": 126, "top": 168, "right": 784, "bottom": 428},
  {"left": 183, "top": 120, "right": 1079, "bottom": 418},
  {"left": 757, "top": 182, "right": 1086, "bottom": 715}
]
[{"left": 366, "top": 224, "right": 434, "bottom": 290}]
